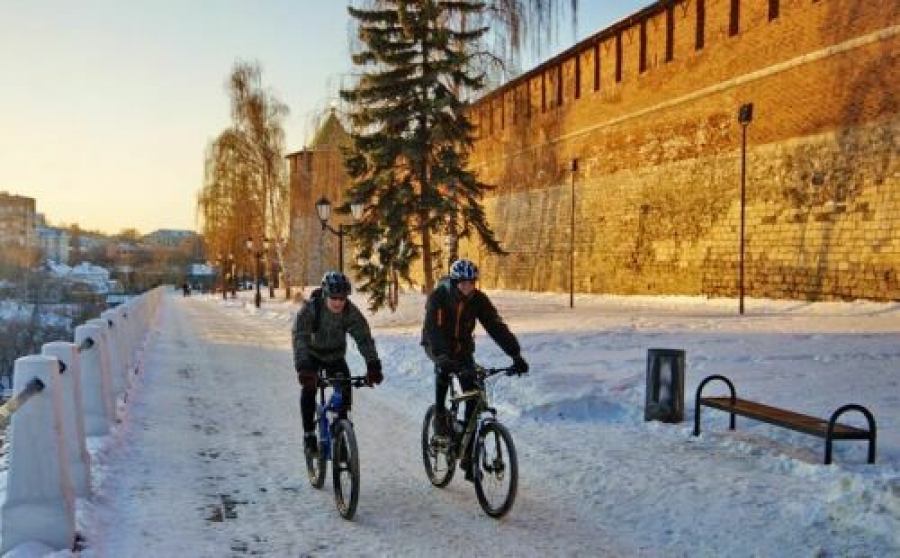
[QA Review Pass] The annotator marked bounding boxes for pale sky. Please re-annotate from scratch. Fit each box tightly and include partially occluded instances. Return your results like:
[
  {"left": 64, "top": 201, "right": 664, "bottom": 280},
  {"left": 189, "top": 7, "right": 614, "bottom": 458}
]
[{"left": 0, "top": 1, "right": 649, "bottom": 236}]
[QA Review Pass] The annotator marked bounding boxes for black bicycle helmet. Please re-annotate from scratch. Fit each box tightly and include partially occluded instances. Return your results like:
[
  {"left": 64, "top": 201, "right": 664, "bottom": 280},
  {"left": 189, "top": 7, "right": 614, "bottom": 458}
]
[
  {"left": 449, "top": 259, "right": 479, "bottom": 281},
  {"left": 321, "top": 271, "right": 352, "bottom": 297}
]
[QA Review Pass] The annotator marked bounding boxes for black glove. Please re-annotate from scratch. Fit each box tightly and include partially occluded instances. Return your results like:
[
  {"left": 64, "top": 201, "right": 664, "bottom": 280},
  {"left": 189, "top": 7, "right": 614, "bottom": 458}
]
[
  {"left": 511, "top": 355, "right": 529, "bottom": 375},
  {"left": 296, "top": 362, "right": 318, "bottom": 389},
  {"left": 365, "top": 358, "right": 383, "bottom": 386}
]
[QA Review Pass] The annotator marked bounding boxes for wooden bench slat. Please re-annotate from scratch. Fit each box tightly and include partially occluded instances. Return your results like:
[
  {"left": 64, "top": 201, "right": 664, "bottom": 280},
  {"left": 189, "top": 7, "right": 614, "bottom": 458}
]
[{"left": 701, "top": 397, "right": 870, "bottom": 439}]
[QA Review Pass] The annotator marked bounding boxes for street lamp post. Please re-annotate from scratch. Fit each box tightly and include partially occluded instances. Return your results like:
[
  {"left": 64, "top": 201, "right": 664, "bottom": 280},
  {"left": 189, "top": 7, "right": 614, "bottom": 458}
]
[
  {"left": 216, "top": 254, "right": 227, "bottom": 300},
  {"left": 737, "top": 102, "right": 754, "bottom": 316},
  {"left": 245, "top": 237, "right": 269, "bottom": 308},
  {"left": 227, "top": 253, "right": 235, "bottom": 298},
  {"left": 570, "top": 158, "right": 578, "bottom": 309},
  {"left": 267, "top": 247, "right": 275, "bottom": 299},
  {"left": 315, "top": 196, "right": 365, "bottom": 273},
  {"left": 444, "top": 228, "right": 457, "bottom": 274}
]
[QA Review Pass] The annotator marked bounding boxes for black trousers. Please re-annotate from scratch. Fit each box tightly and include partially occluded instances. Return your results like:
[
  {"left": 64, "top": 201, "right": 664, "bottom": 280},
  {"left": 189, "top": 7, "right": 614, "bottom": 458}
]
[
  {"left": 300, "top": 356, "right": 351, "bottom": 433},
  {"left": 435, "top": 360, "right": 476, "bottom": 425}
]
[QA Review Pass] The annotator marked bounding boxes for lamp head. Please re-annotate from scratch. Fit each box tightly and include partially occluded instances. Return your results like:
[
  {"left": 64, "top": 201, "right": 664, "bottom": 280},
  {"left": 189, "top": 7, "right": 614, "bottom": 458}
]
[
  {"left": 350, "top": 200, "right": 364, "bottom": 221},
  {"left": 315, "top": 196, "right": 332, "bottom": 223}
]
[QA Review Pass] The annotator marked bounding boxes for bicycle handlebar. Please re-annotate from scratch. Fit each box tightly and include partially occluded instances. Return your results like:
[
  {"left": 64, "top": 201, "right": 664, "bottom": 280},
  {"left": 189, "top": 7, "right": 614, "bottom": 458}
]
[
  {"left": 456, "top": 365, "right": 525, "bottom": 379},
  {"left": 317, "top": 375, "right": 370, "bottom": 389}
]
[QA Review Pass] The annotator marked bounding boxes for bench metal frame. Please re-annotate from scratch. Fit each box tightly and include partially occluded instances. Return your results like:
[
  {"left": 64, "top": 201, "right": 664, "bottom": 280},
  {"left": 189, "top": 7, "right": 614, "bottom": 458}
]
[{"left": 693, "top": 374, "right": 877, "bottom": 465}]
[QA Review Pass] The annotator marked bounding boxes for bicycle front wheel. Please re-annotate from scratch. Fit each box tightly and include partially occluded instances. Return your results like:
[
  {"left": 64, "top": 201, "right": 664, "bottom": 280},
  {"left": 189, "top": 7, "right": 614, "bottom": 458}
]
[
  {"left": 421, "top": 405, "right": 456, "bottom": 487},
  {"left": 473, "top": 421, "right": 518, "bottom": 518},
  {"left": 305, "top": 427, "right": 326, "bottom": 489},
  {"left": 331, "top": 419, "right": 360, "bottom": 520}
]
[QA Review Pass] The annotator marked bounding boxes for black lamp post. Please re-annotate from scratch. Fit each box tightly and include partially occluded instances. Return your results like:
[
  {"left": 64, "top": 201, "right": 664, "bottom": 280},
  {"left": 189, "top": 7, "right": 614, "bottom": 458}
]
[
  {"left": 738, "top": 102, "right": 754, "bottom": 315},
  {"left": 444, "top": 227, "right": 457, "bottom": 274},
  {"left": 221, "top": 256, "right": 228, "bottom": 300},
  {"left": 245, "top": 237, "right": 269, "bottom": 308},
  {"left": 570, "top": 158, "right": 578, "bottom": 309},
  {"left": 216, "top": 254, "right": 226, "bottom": 299},
  {"left": 267, "top": 247, "right": 275, "bottom": 299},
  {"left": 227, "top": 253, "right": 235, "bottom": 298},
  {"left": 315, "top": 196, "right": 365, "bottom": 273}
]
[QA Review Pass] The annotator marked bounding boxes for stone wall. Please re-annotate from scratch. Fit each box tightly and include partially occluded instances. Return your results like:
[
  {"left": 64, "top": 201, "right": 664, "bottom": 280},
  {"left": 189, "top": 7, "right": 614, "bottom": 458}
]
[
  {"left": 286, "top": 147, "right": 354, "bottom": 288},
  {"left": 455, "top": 0, "right": 899, "bottom": 301}
]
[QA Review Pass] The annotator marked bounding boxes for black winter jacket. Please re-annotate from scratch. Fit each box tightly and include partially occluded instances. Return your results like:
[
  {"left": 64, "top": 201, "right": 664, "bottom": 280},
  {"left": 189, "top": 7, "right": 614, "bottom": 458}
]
[{"left": 421, "top": 277, "right": 520, "bottom": 362}]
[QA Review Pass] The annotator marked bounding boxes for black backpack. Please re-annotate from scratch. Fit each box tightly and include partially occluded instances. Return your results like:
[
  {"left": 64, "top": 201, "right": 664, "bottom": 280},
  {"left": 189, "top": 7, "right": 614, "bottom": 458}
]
[{"left": 308, "top": 287, "right": 324, "bottom": 333}]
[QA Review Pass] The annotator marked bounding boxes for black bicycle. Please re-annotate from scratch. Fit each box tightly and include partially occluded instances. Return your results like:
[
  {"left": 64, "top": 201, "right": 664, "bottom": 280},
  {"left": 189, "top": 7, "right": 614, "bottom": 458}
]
[
  {"left": 305, "top": 373, "right": 368, "bottom": 520},
  {"left": 421, "top": 364, "right": 522, "bottom": 518}
]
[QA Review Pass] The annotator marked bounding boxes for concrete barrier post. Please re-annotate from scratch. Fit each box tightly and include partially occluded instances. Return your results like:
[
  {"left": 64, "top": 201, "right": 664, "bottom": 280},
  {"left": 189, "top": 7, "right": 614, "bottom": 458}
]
[
  {"left": 41, "top": 341, "right": 92, "bottom": 499},
  {"left": 0, "top": 355, "right": 76, "bottom": 554},
  {"left": 124, "top": 302, "right": 144, "bottom": 375},
  {"left": 102, "top": 309, "right": 132, "bottom": 393},
  {"left": 88, "top": 317, "right": 124, "bottom": 400},
  {"left": 75, "top": 324, "right": 114, "bottom": 436},
  {"left": 120, "top": 308, "right": 138, "bottom": 380}
]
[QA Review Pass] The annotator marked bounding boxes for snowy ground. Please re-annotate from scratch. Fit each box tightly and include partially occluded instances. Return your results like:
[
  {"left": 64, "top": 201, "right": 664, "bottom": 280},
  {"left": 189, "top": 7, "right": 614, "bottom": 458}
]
[{"left": 4, "top": 288, "right": 900, "bottom": 556}]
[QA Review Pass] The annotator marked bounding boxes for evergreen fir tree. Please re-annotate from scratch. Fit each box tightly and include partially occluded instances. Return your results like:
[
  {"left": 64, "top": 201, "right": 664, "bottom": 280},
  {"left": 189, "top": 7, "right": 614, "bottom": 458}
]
[{"left": 341, "top": 0, "right": 506, "bottom": 310}]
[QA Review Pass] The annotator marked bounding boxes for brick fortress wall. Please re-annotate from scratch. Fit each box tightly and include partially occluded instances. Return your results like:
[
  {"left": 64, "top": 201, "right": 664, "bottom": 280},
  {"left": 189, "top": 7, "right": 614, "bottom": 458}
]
[{"left": 459, "top": 0, "right": 899, "bottom": 301}]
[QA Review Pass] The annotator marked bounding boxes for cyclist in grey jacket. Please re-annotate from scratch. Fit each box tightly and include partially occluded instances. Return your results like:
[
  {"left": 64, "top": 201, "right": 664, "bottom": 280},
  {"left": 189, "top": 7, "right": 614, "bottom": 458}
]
[{"left": 293, "top": 271, "right": 382, "bottom": 455}]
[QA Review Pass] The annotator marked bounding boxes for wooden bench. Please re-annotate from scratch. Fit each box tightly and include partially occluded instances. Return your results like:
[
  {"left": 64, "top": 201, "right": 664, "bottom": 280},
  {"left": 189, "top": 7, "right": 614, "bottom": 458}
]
[{"left": 692, "top": 374, "right": 876, "bottom": 465}]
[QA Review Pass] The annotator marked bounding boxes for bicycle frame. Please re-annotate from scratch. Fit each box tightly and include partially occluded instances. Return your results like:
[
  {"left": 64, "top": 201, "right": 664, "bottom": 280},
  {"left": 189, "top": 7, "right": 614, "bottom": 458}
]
[
  {"left": 315, "top": 390, "right": 340, "bottom": 462},
  {"left": 306, "top": 372, "right": 368, "bottom": 520},
  {"left": 449, "top": 365, "right": 512, "bottom": 461},
  {"left": 423, "top": 363, "right": 521, "bottom": 518},
  {"left": 315, "top": 375, "right": 367, "bottom": 461}
]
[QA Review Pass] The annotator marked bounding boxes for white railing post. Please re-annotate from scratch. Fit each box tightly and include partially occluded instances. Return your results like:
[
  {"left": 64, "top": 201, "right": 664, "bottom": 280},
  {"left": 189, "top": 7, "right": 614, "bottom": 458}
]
[
  {"left": 119, "top": 307, "right": 139, "bottom": 381},
  {"left": 75, "top": 324, "right": 114, "bottom": 436},
  {"left": 42, "top": 341, "right": 92, "bottom": 499},
  {"left": 88, "top": 317, "right": 123, "bottom": 402},
  {"left": 0, "top": 355, "right": 76, "bottom": 554}
]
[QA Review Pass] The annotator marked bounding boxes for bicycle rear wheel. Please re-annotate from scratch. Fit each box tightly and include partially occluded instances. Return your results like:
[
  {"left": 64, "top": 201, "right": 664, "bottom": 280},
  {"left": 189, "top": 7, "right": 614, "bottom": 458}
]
[
  {"left": 473, "top": 421, "right": 518, "bottom": 518},
  {"left": 331, "top": 419, "right": 360, "bottom": 520},
  {"left": 421, "top": 405, "right": 456, "bottom": 487}
]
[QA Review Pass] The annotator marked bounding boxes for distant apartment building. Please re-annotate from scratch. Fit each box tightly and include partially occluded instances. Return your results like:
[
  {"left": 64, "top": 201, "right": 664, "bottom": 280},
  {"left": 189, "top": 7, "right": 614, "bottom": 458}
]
[
  {"left": 36, "top": 226, "right": 71, "bottom": 264},
  {"left": 0, "top": 191, "right": 37, "bottom": 249},
  {"left": 143, "top": 229, "right": 197, "bottom": 247}
]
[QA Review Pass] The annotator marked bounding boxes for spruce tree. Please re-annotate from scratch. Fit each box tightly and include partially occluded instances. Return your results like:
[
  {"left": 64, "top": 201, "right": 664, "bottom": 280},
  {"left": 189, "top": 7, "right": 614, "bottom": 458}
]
[{"left": 341, "top": 0, "right": 506, "bottom": 310}]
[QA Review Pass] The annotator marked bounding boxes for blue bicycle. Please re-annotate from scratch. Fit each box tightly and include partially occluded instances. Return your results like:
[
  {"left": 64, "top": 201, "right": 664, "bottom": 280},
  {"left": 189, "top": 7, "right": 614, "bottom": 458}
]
[{"left": 305, "top": 373, "right": 368, "bottom": 520}]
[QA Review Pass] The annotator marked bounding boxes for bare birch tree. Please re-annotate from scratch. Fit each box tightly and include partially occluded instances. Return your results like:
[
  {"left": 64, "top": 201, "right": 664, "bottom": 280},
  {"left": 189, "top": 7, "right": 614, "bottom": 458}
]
[{"left": 197, "top": 61, "right": 291, "bottom": 293}]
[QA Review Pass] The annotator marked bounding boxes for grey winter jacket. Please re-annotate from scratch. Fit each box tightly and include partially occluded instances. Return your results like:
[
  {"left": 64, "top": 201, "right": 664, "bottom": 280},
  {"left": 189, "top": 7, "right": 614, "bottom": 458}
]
[{"left": 292, "top": 292, "right": 378, "bottom": 369}]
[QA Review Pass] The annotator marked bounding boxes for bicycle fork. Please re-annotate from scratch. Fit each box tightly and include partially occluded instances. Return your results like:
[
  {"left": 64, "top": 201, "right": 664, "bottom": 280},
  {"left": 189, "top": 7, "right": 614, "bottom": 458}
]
[
  {"left": 316, "top": 402, "right": 332, "bottom": 461},
  {"left": 476, "top": 419, "right": 508, "bottom": 479}
]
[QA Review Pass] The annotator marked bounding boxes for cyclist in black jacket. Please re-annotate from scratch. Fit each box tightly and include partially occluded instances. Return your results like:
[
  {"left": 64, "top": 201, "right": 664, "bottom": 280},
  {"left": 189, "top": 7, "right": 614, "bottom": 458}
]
[{"left": 421, "top": 259, "right": 528, "bottom": 441}]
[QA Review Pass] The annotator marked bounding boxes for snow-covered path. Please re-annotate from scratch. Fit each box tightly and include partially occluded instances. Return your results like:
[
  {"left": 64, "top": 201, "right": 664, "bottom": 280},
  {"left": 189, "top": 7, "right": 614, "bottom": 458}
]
[
  {"left": 77, "top": 291, "right": 900, "bottom": 556},
  {"left": 81, "top": 295, "right": 632, "bottom": 556}
]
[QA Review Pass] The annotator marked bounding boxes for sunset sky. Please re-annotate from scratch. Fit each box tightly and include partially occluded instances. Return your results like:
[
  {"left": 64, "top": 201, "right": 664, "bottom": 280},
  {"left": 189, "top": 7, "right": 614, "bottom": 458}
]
[{"left": 0, "top": 1, "right": 649, "bottom": 236}]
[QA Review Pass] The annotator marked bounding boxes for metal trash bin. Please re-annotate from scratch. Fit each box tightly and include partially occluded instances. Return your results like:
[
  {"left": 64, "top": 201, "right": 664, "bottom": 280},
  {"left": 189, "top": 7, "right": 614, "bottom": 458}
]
[{"left": 644, "top": 348, "right": 685, "bottom": 423}]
